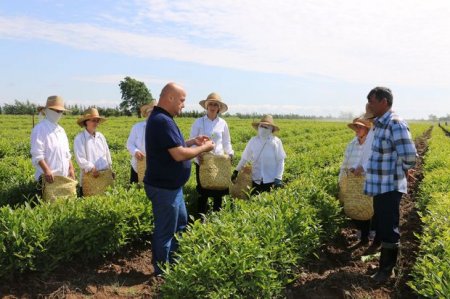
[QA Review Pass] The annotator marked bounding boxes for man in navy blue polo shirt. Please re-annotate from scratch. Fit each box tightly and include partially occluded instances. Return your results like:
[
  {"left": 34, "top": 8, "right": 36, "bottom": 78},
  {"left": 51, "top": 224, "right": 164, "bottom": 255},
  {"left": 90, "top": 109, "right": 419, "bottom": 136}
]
[{"left": 144, "top": 82, "right": 214, "bottom": 276}]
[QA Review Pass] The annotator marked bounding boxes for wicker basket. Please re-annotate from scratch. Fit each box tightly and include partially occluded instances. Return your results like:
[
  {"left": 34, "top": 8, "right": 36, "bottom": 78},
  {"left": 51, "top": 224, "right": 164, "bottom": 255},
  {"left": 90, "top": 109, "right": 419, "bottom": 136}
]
[
  {"left": 82, "top": 169, "right": 114, "bottom": 196},
  {"left": 229, "top": 164, "right": 252, "bottom": 199},
  {"left": 339, "top": 170, "right": 373, "bottom": 220},
  {"left": 199, "top": 153, "right": 231, "bottom": 190},
  {"left": 137, "top": 158, "right": 146, "bottom": 183},
  {"left": 42, "top": 175, "right": 78, "bottom": 202}
]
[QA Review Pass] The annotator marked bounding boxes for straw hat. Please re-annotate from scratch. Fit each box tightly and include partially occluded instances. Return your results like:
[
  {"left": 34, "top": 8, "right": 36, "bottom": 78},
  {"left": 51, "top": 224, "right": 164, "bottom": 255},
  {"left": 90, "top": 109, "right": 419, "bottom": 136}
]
[
  {"left": 362, "top": 103, "right": 375, "bottom": 120},
  {"left": 199, "top": 92, "right": 228, "bottom": 113},
  {"left": 347, "top": 117, "right": 372, "bottom": 132},
  {"left": 140, "top": 101, "right": 156, "bottom": 118},
  {"left": 38, "top": 95, "right": 70, "bottom": 112},
  {"left": 251, "top": 115, "right": 280, "bottom": 132},
  {"left": 77, "top": 107, "right": 107, "bottom": 127}
]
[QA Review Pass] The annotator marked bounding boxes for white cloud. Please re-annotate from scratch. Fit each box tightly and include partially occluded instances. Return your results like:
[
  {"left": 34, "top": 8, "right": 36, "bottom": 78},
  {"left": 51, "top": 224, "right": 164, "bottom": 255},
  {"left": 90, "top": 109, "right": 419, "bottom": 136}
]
[
  {"left": 1, "top": 0, "right": 450, "bottom": 88},
  {"left": 72, "top": 74, "right": 168, "bottom": 85}
]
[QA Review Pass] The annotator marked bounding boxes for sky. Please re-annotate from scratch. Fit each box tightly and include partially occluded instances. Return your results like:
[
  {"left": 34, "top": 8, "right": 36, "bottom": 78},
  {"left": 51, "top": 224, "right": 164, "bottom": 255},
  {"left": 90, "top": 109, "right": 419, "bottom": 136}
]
[{"left": 1, "top": 0, "right": 450, "bottom": 119}]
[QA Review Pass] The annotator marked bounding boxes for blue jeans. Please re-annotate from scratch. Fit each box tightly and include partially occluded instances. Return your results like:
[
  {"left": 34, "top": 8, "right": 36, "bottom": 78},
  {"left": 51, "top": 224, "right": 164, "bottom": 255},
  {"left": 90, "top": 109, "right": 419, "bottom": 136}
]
[
  {"left": 373, "top": 191, "right": 402, "bottom": 244},
  {"left": 144, "top": 184, "right": 188, "bottom": 275}
]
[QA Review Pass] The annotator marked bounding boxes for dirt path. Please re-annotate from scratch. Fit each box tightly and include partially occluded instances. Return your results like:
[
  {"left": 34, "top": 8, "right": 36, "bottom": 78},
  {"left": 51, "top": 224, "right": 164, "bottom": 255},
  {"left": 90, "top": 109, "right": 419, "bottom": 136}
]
[
  {"left": 287, "top": 127, "right": 431, "bottom": 299},
  {"left": 1, "top": 128, "right": 431, "bottom": 299}
]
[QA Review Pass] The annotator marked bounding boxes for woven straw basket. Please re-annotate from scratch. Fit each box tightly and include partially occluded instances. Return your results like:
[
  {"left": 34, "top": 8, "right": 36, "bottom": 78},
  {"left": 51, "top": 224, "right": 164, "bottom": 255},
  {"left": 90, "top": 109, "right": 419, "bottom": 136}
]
[
  {"left": 339, "top": 170, "right": 373, "bottom": 220},
  {"left": 199, "top": 153, "right": 231, "bottom": 190},
  {"left": 137, "top": 159, "right": 146, "bottom": 183},
  {"left": 82, "top": 169, "right": 114, "bottom": 196},
  {"left": 42, "top": 176, "right": 77, "bottom": 202},
  {"left": 229, "top": 164, "right": 252, "bottom": 199}
]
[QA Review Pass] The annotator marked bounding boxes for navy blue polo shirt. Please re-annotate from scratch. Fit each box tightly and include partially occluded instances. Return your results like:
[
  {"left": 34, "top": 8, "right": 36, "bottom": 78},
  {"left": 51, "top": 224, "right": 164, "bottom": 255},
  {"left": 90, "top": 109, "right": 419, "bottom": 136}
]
[{"left": 144, "top": 106, "right": 191, "bottom": 189}]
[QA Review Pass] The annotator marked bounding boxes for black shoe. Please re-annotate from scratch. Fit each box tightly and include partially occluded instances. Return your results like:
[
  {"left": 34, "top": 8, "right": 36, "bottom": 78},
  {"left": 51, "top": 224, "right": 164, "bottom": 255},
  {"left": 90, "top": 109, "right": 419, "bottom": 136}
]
[
  {"left": 370, "top": 245, "right": 398, "bottom": 283},
  {"left": 371, "top": 269, "right": 393, "bottom": 283},
  {"left": 364, "top": 240, "right": 381, "bottom": 255},
  {"left": 349, "top": 238, "right": 369, "bottom": 249}
]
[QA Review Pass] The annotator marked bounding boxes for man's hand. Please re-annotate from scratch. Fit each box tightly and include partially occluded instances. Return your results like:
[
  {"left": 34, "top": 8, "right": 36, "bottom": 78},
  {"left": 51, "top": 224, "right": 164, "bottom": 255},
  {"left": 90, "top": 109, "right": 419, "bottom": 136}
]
[
  {"left": 202, "top": 140, "right": 215, "bottom": 152},
  {"left": 193, "top": 135, "right": 210, "bottom": 146},
  {"left": 135, "top": 151, "right": 145, "bottom": 160},
  {"left": 407, "top": 169, "right": 416, "bottom": 183}
]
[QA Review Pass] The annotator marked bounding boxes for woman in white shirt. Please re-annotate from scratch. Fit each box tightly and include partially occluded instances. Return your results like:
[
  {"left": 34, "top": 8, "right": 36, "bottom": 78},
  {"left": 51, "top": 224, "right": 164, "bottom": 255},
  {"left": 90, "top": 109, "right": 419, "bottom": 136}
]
[
  {"left": 74, "top": 108, "right": 112, "bottom": 194},
  {"left": 189, "top": 92, "right": 234, "bottom": 215},
  {"left": 127, "top": 102, "right": 156, "bottom": 183},
  {"left": 232, "top": 115, "right": 286, "bottom": 194},
  {"left": 339, "top": 117, "right": 372, "bottom": 245},
  {"left": 31, "top": 95, "right": 75, "bottom": 194}
]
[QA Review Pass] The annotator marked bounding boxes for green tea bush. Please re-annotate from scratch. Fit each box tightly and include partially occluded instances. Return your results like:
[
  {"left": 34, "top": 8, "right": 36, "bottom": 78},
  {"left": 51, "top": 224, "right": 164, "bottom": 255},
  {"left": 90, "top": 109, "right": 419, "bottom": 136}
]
[
  {"left": 409, "top": 126, "right": 450, "bottom": 298},
  {"left": 0, "top": 186, "right": 152, "bottom": 278},
  {"left": 161, "top": 185, "right": 336, "bottom": 298}
]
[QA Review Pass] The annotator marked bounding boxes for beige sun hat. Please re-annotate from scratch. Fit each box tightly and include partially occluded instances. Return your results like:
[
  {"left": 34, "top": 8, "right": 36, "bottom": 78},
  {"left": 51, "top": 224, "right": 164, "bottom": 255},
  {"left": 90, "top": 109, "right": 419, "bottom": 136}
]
[
  {"left": 362, "top": 103, "right": 375, "bottom": 120},
  {"left": 38, "top": 95, "right": 70, "bottom": 112},
  {"left": 251, "top": 115, "right": 280, "bottom": 132},
  {"left": 140, "top": 101, "right": 156, "bottom": 118},
  {"left": 347, "top": 117, "right": 372, "bottom": 132},
  {"left": 199, "top": 92, "right": 228, "bottom": 114},
  {"left": 77, "top": 107, "right": 107, "bottom": 127}
]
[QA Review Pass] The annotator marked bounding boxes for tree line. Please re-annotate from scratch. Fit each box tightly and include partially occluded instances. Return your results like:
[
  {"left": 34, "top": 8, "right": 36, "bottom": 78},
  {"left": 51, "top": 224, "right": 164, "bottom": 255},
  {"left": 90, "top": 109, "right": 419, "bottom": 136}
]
[{"left": 3, "top": 76, "right": 445, "bottom": 120}]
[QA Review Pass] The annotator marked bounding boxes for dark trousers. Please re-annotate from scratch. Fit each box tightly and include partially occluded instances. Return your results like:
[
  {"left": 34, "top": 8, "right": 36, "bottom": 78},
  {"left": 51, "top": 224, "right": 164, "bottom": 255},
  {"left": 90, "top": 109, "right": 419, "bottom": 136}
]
[
  {"left": 353, "top": 219, "right": 370, "bottom": 240},
  {"left": 195, "top": 164, "right": 228, "bottom": 215},
  {"left": 130, "top": 166, "right": 139, "bottom": 184},
  {"left": 251, "top": 181, "right": 274, "bottom": 194},
  {"left": 144, "top": 184, "right": 187, "bottom": 275},
  {"left": 373, "top": 191, "right": 402, "bottom": 244}
]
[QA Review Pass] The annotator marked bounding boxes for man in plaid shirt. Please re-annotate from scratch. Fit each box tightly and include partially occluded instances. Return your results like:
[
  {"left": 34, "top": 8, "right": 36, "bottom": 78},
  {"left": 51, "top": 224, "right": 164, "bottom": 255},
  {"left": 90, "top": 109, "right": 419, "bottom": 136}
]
[{"left": 364, "top": 87, "right": 417, "bottom": 283}]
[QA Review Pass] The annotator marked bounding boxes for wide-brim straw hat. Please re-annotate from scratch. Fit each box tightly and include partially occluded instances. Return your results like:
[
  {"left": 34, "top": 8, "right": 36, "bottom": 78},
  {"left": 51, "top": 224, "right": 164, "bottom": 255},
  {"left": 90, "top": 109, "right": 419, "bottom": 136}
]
[
  {"left": 39, "top": 95, "right": 70, "bottom": 112},
  {"left": 140, "top": 101, "right": 156, "bottom": 118},
  {"left": 77, "top": 107, "right": 107, "bottom": 127},
  {"left": 347, "top": 117, "right": 372, "bottom": 132},
  {"left": 199, "top": 92, "right": 228, "bottom": 114},
  {"left": 251, "top": 115, "right": 280, "bottom": 132},
  {"left": 362, "top": 103, "right": 375, "bottom": 119}
]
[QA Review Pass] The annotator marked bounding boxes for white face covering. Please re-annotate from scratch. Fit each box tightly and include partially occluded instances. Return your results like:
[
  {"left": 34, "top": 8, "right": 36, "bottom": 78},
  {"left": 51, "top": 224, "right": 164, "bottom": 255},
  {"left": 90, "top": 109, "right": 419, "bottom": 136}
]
[
  {"left": 258, "top": 126, "right": 272, "bottom": 138},
  {"left": 45, "top": 108, "right": 63, "bottom": 124}
]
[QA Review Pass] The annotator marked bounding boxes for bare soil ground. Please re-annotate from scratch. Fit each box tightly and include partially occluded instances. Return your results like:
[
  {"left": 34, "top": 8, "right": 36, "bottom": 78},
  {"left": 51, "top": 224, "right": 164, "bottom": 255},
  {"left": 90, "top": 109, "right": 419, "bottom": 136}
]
[{"left": 0, "top": 128, "right": 430, "bottom": 299}]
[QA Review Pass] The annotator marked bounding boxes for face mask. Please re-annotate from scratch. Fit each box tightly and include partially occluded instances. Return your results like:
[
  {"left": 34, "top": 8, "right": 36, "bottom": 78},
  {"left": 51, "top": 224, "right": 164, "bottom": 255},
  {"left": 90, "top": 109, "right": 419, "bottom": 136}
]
[
  {"left": 258, "top": 126, "right": 272, "bottom": 138},
  {"left": 45, "top": 108, "right": 62, "bottom": 124}
]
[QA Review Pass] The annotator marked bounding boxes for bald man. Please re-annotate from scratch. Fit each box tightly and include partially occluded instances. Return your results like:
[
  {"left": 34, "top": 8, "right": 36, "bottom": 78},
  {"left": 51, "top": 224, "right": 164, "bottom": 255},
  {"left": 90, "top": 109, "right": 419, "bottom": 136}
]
[{"left": 144, "top": 82, "right": 214, "bottom": 276}]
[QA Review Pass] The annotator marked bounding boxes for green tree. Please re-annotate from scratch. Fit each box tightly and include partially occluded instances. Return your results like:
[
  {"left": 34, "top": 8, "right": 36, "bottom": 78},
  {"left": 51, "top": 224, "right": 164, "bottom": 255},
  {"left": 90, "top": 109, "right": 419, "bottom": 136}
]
[{"left": 119, "top": 76, "right": 155, "bottom": 117}]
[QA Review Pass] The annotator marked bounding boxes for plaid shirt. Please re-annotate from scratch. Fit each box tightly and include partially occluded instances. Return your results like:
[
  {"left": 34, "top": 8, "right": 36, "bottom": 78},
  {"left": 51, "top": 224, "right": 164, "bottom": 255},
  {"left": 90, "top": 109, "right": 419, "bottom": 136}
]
[{"left": 364, "top": 111, "right": 417, "bottom": 196}]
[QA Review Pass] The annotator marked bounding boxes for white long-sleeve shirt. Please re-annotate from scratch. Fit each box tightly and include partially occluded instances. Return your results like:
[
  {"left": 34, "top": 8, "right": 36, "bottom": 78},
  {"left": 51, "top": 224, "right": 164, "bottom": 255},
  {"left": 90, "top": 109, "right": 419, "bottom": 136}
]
[
  {"left": 189, "top": 116, "right": 234, "bottom": 163},
  {"left": 126, "top": 120, "right": 146, "bottom": 172},
  {"left": 358, "top": 128, "right": 374, "bottom": 172},
  {"left": 74, "top": 130, "right": 112, "bottom": 182},
  {"left": 30, "top": 119, "right": 72, "bottom": 181},
  {"left": 339, "top": 136, "right": 364, "bottom": 181},
  {"left": 236, "top": 135, "right": 286, "bottom": 184}
]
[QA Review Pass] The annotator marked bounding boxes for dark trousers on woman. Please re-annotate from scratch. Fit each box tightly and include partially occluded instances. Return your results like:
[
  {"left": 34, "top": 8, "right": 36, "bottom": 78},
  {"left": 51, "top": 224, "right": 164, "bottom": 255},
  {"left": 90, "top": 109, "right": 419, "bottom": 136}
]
[
  {"left": 195, "top": 164, "right": 228, "bottom": 215},
  {"left": 353, "top": 219, "right": 370, "bottom": 241},
  {"left": 130, "top": 166, "right": 139, "bottom": 184},
  {"left": 251, "top": 181, "right": 274, "bottom": 195}
]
